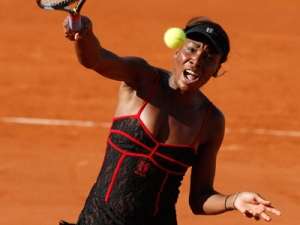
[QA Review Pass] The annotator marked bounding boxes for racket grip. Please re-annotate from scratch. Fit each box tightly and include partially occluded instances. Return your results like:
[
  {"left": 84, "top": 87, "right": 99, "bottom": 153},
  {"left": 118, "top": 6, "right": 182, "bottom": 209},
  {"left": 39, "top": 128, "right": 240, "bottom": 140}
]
[{"left": 68, "top": 14, "right": 82, "bottom": 32}]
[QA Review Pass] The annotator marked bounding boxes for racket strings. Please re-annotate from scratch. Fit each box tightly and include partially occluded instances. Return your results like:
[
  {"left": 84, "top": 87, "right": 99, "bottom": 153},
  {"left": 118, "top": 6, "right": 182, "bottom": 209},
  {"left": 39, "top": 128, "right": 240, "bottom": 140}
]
[{"left": 40, "top": 0, "right": 77, "bottom": 7}]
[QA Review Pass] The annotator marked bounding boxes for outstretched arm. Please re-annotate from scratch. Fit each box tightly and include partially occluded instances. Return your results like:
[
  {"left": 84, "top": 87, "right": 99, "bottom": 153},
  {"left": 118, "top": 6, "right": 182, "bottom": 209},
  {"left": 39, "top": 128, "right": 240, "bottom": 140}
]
[
  {"left": 189, "top": 106, "right": 281, "bottom": 222},
  {"left": 189, "top": 105, "right": 226, "bottom": 215},
  {"left": 226, "top": 191, "right": 281, "bottom": 221},
  {"left": 63, "top": 15, "right": 157, "bottom": 88}
]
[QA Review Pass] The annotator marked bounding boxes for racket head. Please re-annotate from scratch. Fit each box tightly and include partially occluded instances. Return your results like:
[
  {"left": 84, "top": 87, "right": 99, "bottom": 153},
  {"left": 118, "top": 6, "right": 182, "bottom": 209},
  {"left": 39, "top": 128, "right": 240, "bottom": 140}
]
[
  {"left": 36, "top": 0, "right": 79, "bottom": 10},
  {"left": 74, "top": 0, "right": 86, "bottom": 14}
]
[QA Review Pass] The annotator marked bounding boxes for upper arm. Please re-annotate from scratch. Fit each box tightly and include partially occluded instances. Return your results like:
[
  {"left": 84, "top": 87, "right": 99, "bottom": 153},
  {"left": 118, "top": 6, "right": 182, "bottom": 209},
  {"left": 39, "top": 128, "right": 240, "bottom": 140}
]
[
  {"left": 74, "top": 22, "right": 157, "bottom": 88},
  {"left": 93, "top": 50, "right": 156, "bottom": 87},
  {"left": 189, "top": 106, "right": 225, "bottom": 211}
]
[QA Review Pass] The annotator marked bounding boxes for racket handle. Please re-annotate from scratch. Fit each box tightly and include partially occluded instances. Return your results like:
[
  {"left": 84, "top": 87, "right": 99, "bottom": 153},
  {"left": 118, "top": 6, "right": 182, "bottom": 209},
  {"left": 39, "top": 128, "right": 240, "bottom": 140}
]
[{"left": 68, "top": 14, "right": 81, "bottom": 32}]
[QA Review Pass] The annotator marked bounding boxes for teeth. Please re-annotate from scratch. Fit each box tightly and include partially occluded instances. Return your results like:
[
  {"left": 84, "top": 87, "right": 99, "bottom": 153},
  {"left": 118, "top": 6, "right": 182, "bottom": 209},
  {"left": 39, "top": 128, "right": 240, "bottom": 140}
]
[
  {"left": 184, "top": 69, "right": 199, "bottom": 82},
  {"left": 186, "top": 69, "right": 197, "bottom": 76}
]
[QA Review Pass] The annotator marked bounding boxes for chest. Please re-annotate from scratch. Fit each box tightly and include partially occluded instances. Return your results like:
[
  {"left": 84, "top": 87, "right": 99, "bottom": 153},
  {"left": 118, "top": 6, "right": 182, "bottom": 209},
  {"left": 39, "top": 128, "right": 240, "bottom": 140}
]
[
  {"left": 115, "top": 81, "right": 211, "bottom": 148},
  {"left": 139, "top": 101, "right": 209, "bottom": 146}
]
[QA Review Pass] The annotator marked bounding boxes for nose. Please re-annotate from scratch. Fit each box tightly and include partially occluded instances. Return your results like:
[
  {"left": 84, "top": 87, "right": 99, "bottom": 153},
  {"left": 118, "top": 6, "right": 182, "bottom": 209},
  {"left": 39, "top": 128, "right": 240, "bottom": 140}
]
[{"left": 190, "top": 52, "right": 203, "bottom": 68}]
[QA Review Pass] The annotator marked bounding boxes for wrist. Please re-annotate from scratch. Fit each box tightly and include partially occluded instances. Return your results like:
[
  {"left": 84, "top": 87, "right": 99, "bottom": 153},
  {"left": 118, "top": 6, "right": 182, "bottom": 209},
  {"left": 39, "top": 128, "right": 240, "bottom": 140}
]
[
  {"left": 224, "top": 192, "right": 241, "bottom": 211},
  {"left": 232, "top": 192, "right": 241, "bottom": 210},
  {"left": 224, "top": 195, "right": 233, "bottom": 211}
]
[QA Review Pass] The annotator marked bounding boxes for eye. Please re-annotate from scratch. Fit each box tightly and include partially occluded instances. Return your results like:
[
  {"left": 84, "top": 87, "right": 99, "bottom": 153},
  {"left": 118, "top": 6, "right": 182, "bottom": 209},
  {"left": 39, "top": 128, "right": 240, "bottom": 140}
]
[
  {"left": 205, "top": 55, "right": 213, "bottom": 61},
  {"left": 204, "top": 53, "right": 218, "bottom": 63},
  {"left": 187, "top": 47, "right": 196, "bottom": 54}
]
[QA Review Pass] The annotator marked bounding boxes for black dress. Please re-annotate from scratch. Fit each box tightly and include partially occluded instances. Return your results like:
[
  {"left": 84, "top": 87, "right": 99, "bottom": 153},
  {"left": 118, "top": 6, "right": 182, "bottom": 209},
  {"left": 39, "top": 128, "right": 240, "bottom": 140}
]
[{"left": 61, "top": 75, "right": 213, "bottom": 225}]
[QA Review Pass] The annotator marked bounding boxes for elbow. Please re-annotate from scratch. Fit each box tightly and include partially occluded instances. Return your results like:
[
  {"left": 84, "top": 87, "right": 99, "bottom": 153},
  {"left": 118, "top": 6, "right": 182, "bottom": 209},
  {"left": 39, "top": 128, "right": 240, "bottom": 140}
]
[
  {"left": 190, "top": 207, "right": 204, "bottom": 215},
  {"left": 189, "top": 198, "right": 205, "bottom": 215}
]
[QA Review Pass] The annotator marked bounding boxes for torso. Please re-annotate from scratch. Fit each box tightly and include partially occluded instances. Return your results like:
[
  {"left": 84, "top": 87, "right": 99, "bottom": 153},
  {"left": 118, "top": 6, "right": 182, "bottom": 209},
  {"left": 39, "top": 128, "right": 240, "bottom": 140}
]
[
  {"left": 115, "top": 68, "right": 212, "bottom": 150},
  {"left": 76, "top": 68, "right": 214, "bottom": 225}
]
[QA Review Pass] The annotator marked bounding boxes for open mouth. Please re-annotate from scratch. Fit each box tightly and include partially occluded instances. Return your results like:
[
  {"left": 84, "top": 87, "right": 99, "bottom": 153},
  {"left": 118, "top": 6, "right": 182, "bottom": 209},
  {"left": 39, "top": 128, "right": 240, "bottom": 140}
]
[{"left": 183, "top": 69, "right": 199, "bottom": 83}]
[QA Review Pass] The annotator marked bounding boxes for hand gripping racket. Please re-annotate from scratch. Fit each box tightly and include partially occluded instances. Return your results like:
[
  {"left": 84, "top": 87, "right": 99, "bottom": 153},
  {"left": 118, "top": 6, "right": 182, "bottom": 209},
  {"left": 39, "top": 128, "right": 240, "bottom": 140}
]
[{"left": 36, "top": 0, "right": 87, "bottom": 32}]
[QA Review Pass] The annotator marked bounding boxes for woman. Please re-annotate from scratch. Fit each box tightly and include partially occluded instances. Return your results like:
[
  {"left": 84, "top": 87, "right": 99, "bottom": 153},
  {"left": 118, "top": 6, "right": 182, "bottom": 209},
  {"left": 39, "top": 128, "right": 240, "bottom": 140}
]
[{"left": 61, "top": 15, "right": 281, "bottom": 225}]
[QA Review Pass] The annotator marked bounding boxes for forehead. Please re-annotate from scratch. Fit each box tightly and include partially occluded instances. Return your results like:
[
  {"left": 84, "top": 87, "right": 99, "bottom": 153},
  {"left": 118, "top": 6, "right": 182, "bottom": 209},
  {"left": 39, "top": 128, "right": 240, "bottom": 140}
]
[{"left": 185, "top": 38, "right": 218, "bottom": 54}]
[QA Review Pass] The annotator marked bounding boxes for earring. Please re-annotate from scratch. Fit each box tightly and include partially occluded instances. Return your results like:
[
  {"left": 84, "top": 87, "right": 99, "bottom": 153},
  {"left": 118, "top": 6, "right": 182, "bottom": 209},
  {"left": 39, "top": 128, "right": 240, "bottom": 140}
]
[{"left": 213, "top": 70, "right": 227, "bottom": 78}]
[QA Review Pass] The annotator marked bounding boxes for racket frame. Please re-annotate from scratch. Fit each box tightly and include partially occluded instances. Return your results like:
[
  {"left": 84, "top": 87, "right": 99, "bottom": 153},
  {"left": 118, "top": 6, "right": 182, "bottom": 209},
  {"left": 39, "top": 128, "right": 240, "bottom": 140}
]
[
  {"left": 36, "top": 0, "right": 86, "bottom": 16},
  {"left": 36, "top": 0, "right": 87, "bottom": 31}
]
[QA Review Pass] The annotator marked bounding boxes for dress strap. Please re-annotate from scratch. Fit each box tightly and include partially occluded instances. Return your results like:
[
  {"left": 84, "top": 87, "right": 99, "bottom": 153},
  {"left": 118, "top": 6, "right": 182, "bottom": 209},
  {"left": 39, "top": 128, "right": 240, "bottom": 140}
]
[
  {"left": 191, "top": 102, "right": 213, "bottom": 149},
  {"left": 137, "top": 70, "right": 160, "bottom": 116}
]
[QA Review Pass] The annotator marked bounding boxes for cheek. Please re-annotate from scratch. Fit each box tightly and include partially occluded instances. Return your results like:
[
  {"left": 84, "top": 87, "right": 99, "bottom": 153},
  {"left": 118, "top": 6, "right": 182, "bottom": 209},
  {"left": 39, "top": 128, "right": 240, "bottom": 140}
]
[
  {"left": 173, "top": 55, "right": 185, "bottom": 71},
  {"left": 206, "top": 63, "right": 220, "bottom": 75}
]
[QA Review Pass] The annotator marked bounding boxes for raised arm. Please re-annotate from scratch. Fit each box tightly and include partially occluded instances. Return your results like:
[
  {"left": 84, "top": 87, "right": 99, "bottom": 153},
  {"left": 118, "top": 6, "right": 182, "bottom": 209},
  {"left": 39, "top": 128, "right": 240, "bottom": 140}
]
[{"left": 63, "top": 15, "right": 157, "bottom": 88}]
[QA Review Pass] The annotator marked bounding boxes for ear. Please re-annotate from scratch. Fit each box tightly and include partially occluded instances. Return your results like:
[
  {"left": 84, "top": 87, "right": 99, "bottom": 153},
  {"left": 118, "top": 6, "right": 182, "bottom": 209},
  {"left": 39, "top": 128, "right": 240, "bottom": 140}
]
[{"left": 174, "top": 49, "right": 180, "bottom": 60}]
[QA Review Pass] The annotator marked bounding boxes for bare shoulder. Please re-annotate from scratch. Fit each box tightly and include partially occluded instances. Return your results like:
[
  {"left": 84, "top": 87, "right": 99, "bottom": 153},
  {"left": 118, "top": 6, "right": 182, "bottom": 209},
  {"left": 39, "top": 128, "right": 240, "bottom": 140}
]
[
  {"left": 120, "top": 56, "right": 159, "bottom": 89},
  {"left": 206, "top": 103, "right": 225, "bottom": 146},
  {"left": 209, "top": 104, "right": 225, "bottom": 126},
  {"left": 198, "top": 93, "right": 225, "bottom": 129},
  {"left": 116, "top": 63, "right": 162, "bottom": 117},
  {"left": 117, "top": 61, "right": 162, "bottom": 106}
]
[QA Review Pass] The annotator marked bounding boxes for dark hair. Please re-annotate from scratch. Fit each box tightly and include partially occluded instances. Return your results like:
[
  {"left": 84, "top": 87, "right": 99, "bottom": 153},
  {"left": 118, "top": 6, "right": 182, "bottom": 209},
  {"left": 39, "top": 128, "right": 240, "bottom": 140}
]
[{"left": 184, "top": 16, "right": 230, "bottom": 64}]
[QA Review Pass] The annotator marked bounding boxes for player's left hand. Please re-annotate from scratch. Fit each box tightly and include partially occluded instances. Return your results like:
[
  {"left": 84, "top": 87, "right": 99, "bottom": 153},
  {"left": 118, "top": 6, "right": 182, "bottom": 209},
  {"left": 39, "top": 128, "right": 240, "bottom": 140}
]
[{"left": 233, "top": 191, "right": 281, "bottom": 222}]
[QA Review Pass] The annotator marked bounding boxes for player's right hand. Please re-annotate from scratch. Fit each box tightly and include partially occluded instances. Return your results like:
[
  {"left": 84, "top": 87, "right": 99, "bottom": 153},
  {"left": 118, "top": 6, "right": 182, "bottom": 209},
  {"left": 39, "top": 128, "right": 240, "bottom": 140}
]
[{"left": 63, "top": 15, "right": 92, "bottom": 41}]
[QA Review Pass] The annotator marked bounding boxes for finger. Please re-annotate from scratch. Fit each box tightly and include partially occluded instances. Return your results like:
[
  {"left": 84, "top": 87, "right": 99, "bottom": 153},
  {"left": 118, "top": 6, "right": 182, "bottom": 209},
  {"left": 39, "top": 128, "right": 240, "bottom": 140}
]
[
  {"left": 243, "top": 211, "right": 253, "bottom": 218},
  {"left": 63, "top": 18, "right": 76, "bottom": 40},
  {"left": 65, "top": 32, "right": 76, "bottom": 41},
  {"left": 71, "top": 22, "right": 88, "bottom": 41},
  {"left": 64, "top": 30, "right": 75, "bottom": 38},
  {"left": 74, "top": 33, "right": 82, "bottom": 40},
  {"left": 266, "top": 206, "right": 282, "bottom": 216},
  {"left": 63, "top": 18, "right": 69, "bottom": 27},
  {"left": 253, "top": 214, "right": 261, "bottom": 221},
  {"left": 260, "top": 212, "right": 271, "bottom": 222},
  {"left": 254, "top": 194, "right": 271, "bottom": 205}
]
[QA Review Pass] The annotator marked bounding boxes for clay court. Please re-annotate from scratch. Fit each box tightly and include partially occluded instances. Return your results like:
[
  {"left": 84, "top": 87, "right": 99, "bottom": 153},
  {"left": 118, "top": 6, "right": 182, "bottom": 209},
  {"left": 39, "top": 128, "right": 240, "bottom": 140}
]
[{"left": 0, "top": 0, "right": 299, "bottom": 224}]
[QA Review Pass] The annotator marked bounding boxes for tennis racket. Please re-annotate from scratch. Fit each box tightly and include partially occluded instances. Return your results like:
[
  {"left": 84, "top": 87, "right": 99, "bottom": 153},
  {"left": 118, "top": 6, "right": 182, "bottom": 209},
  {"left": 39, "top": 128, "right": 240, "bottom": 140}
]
[{"left": 36, "top": 0, "right": 87, "bottom": 32}]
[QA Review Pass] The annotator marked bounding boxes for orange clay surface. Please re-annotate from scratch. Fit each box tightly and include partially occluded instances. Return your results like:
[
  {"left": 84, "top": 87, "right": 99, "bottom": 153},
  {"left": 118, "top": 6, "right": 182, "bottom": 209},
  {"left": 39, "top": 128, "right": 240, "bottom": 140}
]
[{"left": 0, "top": 0, "right": 299, "bottom": 224}]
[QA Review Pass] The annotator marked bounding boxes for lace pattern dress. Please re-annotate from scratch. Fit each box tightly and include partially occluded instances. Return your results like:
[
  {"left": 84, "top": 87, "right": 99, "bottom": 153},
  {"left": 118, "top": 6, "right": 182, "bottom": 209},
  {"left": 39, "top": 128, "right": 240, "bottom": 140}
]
[{"left": 61, "top": 75, "right": 213, "bottom": 225}]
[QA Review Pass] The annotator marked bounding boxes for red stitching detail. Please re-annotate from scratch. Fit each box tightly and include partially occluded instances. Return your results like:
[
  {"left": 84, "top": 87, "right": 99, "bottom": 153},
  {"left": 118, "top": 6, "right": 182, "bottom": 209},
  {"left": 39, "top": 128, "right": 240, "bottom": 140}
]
[
  {"left": 105, "top": 154, "right": 126, "bottom": 202},
  {"left": 154, "top": 173, "right": 169, "bottom": 216}
]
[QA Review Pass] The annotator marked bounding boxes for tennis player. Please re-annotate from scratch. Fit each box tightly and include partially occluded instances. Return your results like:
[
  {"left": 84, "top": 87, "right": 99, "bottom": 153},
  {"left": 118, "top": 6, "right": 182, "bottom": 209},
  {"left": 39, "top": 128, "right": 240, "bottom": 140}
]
[{"left": 61, "top": 15, "right": 281, "bottom": 225}]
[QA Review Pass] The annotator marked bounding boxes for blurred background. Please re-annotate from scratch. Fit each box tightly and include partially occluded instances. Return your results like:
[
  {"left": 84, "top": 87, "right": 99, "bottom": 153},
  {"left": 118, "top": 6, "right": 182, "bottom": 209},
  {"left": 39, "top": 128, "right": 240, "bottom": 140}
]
[{"left": 0, "top": 0, "right": 299, "bottom": 224}]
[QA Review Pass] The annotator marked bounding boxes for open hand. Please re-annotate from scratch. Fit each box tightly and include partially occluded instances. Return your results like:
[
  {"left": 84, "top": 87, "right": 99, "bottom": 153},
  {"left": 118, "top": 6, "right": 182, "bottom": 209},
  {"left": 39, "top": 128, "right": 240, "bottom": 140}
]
[{"left": 233, "top": 192, "right": 281, "bottom": 222}]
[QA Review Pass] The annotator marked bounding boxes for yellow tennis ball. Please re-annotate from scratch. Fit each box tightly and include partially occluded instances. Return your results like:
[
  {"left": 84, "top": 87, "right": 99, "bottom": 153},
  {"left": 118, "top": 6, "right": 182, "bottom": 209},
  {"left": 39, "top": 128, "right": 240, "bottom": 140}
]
[{"left": 164, "top": 27, "right": 186, "bottom": 49}]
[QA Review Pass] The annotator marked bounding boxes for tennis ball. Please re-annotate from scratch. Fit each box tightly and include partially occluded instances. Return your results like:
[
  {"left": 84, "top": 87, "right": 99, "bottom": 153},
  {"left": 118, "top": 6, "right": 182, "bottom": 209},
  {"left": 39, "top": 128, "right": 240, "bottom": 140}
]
[{"left": 164, "top": 27, "right": 186, "bottom": 49}]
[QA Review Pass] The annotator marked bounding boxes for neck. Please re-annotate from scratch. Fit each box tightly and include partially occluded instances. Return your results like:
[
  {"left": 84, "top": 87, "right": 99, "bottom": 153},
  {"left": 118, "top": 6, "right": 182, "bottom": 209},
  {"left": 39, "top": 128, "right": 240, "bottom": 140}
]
[{"left": 166, "top": 73, "right": 202, "bottom": 105}]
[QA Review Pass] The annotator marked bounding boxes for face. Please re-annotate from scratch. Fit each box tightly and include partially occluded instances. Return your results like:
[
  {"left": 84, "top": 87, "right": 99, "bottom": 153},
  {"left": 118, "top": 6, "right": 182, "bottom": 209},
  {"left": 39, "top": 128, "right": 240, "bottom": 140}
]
[{"left": 171, "top": 38, "right": 222, "bottom": 92}]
